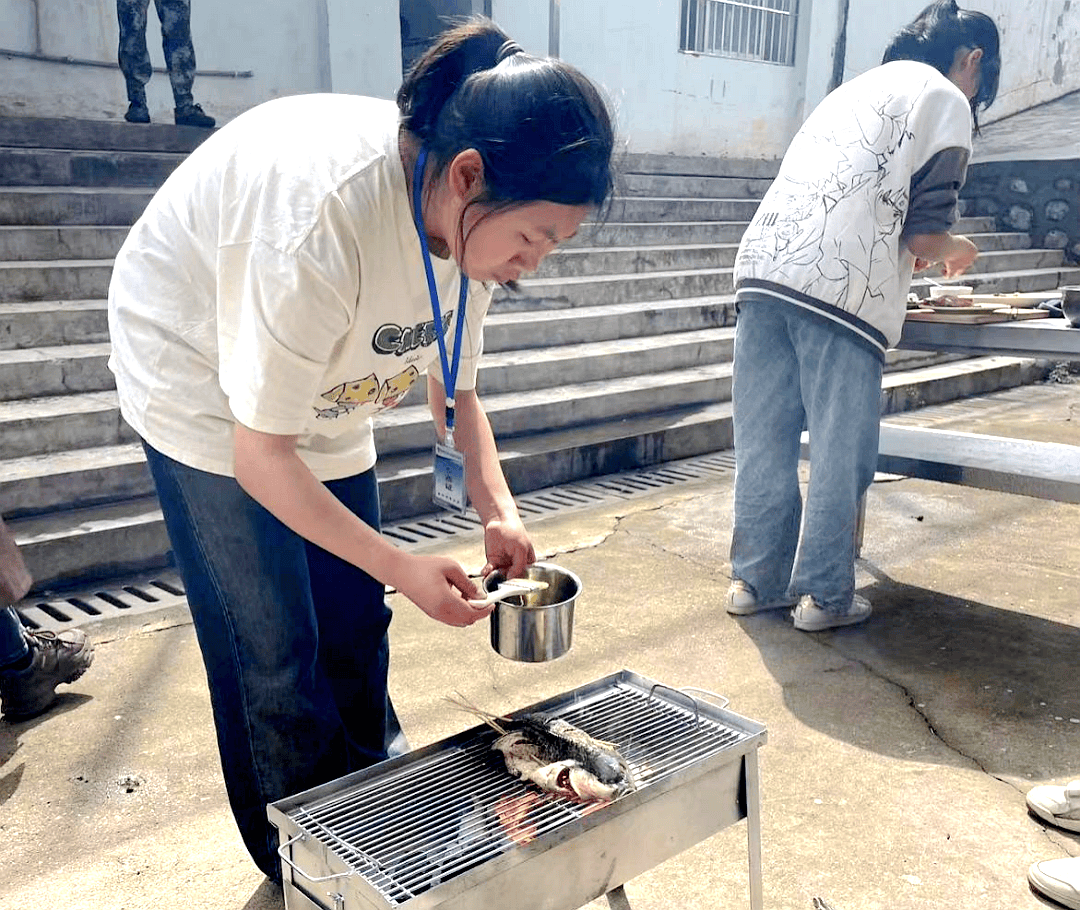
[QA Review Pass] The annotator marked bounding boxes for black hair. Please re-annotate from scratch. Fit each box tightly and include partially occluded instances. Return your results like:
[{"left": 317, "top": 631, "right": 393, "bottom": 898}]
[
  {"left": 882, "top": 0, "right": 1001, "bottom": 132},
  {"left": 397, "top": 17, "right": 615, "bottom": 213}
]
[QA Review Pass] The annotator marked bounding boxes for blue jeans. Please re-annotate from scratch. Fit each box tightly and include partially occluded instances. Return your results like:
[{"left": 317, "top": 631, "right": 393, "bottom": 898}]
[
  {"left": 731, "top": 298, "right": 882, "bottom": 610},
  {"left": 142, "top": 442, "right": 406, "bottom": 881},
  {"left": 0, "top": 608, "right": 29, "bottom": 667}
]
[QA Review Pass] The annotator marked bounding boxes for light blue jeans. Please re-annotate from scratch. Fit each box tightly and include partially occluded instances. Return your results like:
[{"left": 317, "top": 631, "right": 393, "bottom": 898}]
[{"left": 731, "top": 297, "right": 883, "bottom": 611}]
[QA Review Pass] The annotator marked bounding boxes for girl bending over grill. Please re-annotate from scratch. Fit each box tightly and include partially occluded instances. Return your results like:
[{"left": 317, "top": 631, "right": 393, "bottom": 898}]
[{"left": 107, "top": 18, "right": 615, "bottom": 881}]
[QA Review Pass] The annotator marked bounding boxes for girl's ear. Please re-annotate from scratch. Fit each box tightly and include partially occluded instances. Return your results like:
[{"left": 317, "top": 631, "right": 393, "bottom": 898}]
[{"left": 447, "top": 149, "right": 486, "bottom": 203}]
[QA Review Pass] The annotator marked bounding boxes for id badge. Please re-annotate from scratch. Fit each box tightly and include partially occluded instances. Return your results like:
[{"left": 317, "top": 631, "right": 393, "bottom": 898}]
[{"left": 433, "top": 442, "right": 467, "bottom": 515}]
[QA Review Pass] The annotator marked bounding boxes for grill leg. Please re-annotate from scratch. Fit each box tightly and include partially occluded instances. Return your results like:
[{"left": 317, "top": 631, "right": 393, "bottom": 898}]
[
  {"left": 606, "top": 885, "right": 633, "bottom": 910},
  {"left": 746, "top": 750, "right": 763, "bottom": 910}
]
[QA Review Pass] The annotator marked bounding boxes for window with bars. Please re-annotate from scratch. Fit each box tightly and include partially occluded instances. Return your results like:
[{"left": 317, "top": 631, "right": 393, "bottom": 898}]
[{"left": 680, "top": 0, "right": 799, "bottom": 66}]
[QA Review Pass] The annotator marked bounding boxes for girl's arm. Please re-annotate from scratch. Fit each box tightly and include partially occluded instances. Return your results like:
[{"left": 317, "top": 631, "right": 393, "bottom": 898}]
[
  {"left": 232, "top": 423, "right": 486, "bottom": 625},
  {"left": 427, "top": 376, "right": 534, "bottom": 578}
]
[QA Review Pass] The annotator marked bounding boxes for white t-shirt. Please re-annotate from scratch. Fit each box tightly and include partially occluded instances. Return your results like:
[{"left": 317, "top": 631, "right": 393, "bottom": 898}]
[{"left": 108, "top": 94, "right": 491, "bottom": 480}]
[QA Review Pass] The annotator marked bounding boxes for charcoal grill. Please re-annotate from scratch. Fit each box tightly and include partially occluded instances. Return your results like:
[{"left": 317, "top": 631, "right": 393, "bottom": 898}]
[{"left": 268, "top": 670, "right": 766, "bottom": 910}]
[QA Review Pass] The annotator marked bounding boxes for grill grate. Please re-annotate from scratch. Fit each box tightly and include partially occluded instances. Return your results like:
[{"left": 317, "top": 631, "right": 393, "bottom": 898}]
[{"left": 285, "top": 681, "right": 752, "bottom": 906}]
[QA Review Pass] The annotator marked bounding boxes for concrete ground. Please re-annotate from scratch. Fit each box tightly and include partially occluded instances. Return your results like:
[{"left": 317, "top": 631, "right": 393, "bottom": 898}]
[{"left": 2, "top": 378, "right": 1080, "bottom": 910}]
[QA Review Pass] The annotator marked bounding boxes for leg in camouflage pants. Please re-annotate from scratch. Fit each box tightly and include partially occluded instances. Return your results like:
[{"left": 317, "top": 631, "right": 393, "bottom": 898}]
[{"left": 117, "top": 0, "right": 197, "bottom": 109}]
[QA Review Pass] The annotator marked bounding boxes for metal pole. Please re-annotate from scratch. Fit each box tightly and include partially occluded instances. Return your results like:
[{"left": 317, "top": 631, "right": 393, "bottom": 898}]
[
  {"left": 549, "top": 0, "right": 560, "bottom": 57},
  {"left": 746, "top": 750, "right": 764, "bottom": 910}
]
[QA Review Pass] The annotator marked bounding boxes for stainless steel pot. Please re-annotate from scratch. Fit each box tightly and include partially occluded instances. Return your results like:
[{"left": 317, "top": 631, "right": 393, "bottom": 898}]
[{"left": 486, "top": 562, "right": 580, "bottom": 662}]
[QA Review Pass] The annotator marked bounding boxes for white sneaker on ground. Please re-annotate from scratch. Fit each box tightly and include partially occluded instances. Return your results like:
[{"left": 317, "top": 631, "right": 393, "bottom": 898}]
[
  {"left": 726, "top": 579, "right": 797, "bottom": 616},
  {"left": 1027, "top": 780, "right": 1080, "bottom": 832},
  {"left": 1029, "top": 857, "right": 1080, "bottom": 910},
  {"left": 791, "top": 594, "right": 872, "bottom": 632}
]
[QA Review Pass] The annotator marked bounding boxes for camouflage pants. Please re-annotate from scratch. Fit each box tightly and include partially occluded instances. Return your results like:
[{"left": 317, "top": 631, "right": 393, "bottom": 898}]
[{"left": 117, "top": 0, "right": 197, "bottom": 108}]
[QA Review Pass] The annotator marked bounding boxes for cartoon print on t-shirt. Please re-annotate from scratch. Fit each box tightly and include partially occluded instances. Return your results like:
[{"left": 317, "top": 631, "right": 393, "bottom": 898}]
[
  {"left": 315, "top": 374, "right": 379, "bottom": 419},
  {"left": 378, "top": 365, "right": 420, "bottom": 409}
]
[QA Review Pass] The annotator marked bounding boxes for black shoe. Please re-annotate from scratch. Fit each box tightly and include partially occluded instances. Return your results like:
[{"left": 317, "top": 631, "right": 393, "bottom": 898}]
[
  {"left": 125, "top": 101, "right": 150, "bottom": 124},
  {"left": 174, "top": 103, "right": 215, "bottom": 129},
  {"left": 0, "top": 629, "right": 94, "bottom": 720}
]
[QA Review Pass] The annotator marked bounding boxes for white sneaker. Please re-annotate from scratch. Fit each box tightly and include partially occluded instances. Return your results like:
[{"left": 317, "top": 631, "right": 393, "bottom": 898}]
[
  {"left": 726, "top": 580, "right": 797, "bottom": 616},
  {"left": 1027, "top": 780, "right": 1080, "bottom": 832},
  {"left": 791, "top": 594, "right": 872, "bottom": 631},
  {"left": 1029, "top": 857, "right": 1080, "bottom": 910}
]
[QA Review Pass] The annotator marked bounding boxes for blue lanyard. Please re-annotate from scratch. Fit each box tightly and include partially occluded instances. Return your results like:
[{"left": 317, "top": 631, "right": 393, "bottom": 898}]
[{"left": 412, "top": 147, "right": 469, "bottom": 439}]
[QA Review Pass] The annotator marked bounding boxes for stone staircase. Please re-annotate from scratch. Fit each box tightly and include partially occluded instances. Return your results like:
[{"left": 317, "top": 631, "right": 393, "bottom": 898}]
[{"left": 3, "top": 117, "right": 1078, "bottom": 593}]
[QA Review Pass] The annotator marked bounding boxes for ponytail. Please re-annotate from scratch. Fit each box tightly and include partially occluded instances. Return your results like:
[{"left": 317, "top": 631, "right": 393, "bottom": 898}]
[
  {"left": 882, "top": 0, "right": 1001, "bottom": 130},
  {"left": 396, "top": 17, "right": 614, "bottom": 211}
]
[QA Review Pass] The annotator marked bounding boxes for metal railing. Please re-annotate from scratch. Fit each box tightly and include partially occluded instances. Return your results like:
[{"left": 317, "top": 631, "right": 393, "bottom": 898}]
[{"left": 679, "top": 0, "right": 798, "bottom": 66}]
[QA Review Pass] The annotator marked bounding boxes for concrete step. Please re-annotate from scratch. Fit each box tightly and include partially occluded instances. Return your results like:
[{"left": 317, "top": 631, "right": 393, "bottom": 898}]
[
  {"left": 566, "top": 221, "right": 751, "bottom": 247},
  {"left": 620, "top": 153, "right": 780, "bottom": 180},
  {"left": 4, "top": 495, "right": 172, "bottom": 591},
  {"left": 375, "top": 399, "right": 737, "bottom": 522},
  {"left": 476, "top": 327, "right": 736, "bottom": 395},
  {"left": 965, "top": 247, "right": 1064, "bottom": 274},
  {"left": 0, "top": 225, "right": 129, "bottom": 260},
  {"left": 482, "top": 297, "right": 737, "bottom": 350},
  {"left": 0, "top": 147, "right": 186, "bottom": 187},
  {"left": 913, "top": 265, "right": 1080, "bottom": 294},
  {"left": 0, "top": 342, "right": 113, "bottom": 401},
  {"left": 539, "top": 242, "right": 739, "bottom": 278},
  {"left": 0, "top": 258, "right": 113, "bottom": 302},
  {"left": 970, "top": 231, "right": 1032, "bottom": 253},
  {"left": 374, "top": 362, "right": 735, "bottom": 455},
  {"left": 0, "top": 295, "right": 738, "bottom": 354},
  {"left": 500, "top": 267, "right": 736, "bottom": 310},
  {"left": 608, "top": 196, "right": 761, "bottom": 223},
  {"left": 0, "top": 186, "right": 155, "bottom": 226},
  {"left": 0, "top": 300, "right": 109, "bottom": 350},
  {"left": 0, "top": 443, "right": 152, "bottom": 518},
  {"left": 0, "top": 391, "right": 134, "bottom": 459},
  {"left": 954, "top": 215, "right": 997, "bottom": 234},
  {"left": 618, "top": 173, "right": 771, "bottom": 199},
  {"left": 0, "top": 115, "right": 211, "bottom": 153}
]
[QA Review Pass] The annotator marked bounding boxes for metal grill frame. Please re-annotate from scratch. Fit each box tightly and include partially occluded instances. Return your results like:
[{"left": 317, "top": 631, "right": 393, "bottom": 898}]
[{"left": 269, "top": 670, "right": 766, "bottom": 910}]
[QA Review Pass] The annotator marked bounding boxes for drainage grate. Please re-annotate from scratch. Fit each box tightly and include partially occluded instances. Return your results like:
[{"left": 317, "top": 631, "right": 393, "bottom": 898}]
[
  {"left": 16, "top": 572, "right": 189, "bottom": 634},
  {"left": 15, "top": 452, "right": 736, "bottom": 633}
]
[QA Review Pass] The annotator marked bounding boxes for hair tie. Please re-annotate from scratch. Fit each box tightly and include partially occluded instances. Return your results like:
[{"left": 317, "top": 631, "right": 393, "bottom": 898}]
[{"left": 496, "top": 40, "right": 523, "bottom": 63}]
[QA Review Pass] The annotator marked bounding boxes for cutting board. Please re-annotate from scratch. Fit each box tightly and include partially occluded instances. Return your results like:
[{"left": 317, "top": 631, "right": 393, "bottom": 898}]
[
  {"left": 905, "top": 307, "right": 1049, "bottom": 324},
  {"left": 905, "top": 309, "right": 1008, "bottom": 323}
]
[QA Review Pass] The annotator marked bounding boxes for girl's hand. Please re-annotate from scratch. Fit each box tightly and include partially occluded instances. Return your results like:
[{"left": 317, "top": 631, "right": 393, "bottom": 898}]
[
  {"left": 392, "top": 554, "right": 490, "bottom": 627},
  {"left": 940, "top": 235, "right": 978, "bottom": 277},
  {"left": 482, "top": 516, "right": 535, "bottom": 580}
]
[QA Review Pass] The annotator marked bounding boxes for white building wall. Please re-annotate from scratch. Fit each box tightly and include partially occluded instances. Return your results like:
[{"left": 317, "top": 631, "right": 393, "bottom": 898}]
[
  {"left": 842, "top": 0, "right": 1079, "bottom": 122},
  {"left": 0, "top": 0, "right": 401, "bottom": 122},
  {"left": 499, "top": 0, "right": 846, "bottom": 161}
]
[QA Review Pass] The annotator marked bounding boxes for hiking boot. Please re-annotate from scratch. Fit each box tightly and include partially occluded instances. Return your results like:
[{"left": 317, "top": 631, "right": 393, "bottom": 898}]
[
  {"left": 726, "top": 579, "right": 797, "bottom": 616},
  {"left": 792, "top": 593, "right": 872, "bottom": 632},
  {"left": 125, "top": 101, "right": 150, "bottom": 123},
  {"left": 174, "top": 103, "right": 215, "bottom": 128},
  {"left": 0, "top": 629, "right": 94, "bottom": 720}
]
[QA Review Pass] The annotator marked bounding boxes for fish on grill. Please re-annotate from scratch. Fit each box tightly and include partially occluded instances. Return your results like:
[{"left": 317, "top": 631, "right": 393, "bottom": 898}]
[{"left": 446, "top": 694, "right": 636, "bottom": 802}]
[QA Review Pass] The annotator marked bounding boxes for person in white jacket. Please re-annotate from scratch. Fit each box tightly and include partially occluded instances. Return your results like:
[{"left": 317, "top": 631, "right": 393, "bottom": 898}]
[
  {"left": 108, "top": 17, "right": 614, "bottom": 881},
  {"left": 726, "top": 0, "right": 1000, "bottom": 631}
]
